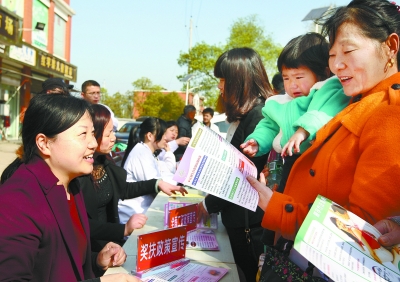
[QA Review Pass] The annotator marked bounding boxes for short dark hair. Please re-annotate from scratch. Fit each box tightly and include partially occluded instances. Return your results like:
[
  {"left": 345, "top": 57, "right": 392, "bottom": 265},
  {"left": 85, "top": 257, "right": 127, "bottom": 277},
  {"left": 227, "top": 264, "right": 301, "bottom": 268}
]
[
  {"left": 183, "top": 105, "right": 196, "bottom": 115},
  {"left": 23, "top": 94, "right": 93, "bottom": 163},
  {"left": 40, "top": 77, "right": 70, "bottom": 95},
  {"left": 322, "top": 0, "right": 400, "bottom": 67},
  {"left": 214, "top": 47, "right": 272, "bottom": 122},
  {"left": 277, "top": 32, "right": 330, "bottom": 81},
  {"left": 166, "top": 120, "right": 178, "bottom": 128},
  {"left": 202, "top": 107, "right": 214, "bottom": 116},
  {"left": 82, "top": 80, "right": 100, "bottom": 93},
  {"left": 271, "top": 73, "right": 284, "bottom": 94}
]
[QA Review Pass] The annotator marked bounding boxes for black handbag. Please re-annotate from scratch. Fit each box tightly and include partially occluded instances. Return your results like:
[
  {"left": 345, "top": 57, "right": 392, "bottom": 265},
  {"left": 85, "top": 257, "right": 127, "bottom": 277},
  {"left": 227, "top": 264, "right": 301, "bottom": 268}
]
[
  {"left": 244, "top": 210, "right": 265, "bottom": 263},
  {"left": 259, "top": 237, "right": 327, "bottom": 282}
]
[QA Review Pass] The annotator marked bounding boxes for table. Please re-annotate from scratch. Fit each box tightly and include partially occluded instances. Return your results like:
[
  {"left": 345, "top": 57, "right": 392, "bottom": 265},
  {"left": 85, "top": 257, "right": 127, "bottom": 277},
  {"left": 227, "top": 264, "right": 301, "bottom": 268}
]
[{"left": 105, "top": 189, "right": 240, "bottom": 281}]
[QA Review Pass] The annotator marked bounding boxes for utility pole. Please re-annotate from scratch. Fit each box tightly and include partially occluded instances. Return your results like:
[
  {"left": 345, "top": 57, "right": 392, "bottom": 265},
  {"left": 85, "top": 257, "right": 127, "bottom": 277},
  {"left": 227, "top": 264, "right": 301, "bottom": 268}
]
[{"left": 187, "top": 17, "right": 193, "bottom": 103}]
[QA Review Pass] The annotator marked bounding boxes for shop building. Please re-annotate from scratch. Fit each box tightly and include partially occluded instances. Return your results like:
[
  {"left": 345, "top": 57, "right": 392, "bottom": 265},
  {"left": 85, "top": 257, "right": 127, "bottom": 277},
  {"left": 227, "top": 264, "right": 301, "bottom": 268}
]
[{"left": 0, "top": 0, "right": 76, "bottom": 140}]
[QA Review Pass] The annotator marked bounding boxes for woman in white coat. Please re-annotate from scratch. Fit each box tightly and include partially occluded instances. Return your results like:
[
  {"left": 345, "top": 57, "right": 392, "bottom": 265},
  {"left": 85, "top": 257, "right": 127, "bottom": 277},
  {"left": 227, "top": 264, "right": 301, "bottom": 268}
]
[{"left": 119, "top": 117, "right": 171, "bottom": 223}]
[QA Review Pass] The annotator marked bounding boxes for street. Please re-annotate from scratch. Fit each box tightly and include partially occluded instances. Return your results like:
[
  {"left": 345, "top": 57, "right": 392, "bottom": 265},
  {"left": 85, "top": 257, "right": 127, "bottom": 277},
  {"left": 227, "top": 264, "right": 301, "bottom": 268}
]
[{"left": 0, "top": 140, "right": 20, "bottom": 177}]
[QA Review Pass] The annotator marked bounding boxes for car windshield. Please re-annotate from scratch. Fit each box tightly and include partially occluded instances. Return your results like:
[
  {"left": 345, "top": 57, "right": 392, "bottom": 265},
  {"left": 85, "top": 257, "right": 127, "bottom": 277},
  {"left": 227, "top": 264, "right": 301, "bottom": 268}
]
[{"left": 119, "top": 123, "right": 140, "bottom": 133}]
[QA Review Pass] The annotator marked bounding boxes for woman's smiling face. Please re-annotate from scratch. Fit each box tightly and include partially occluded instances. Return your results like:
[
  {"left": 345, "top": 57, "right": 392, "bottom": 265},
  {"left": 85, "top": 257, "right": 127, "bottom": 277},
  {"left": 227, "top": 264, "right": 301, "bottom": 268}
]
[{"left": 328, "top": 23, "right": 396, "bottom": 96}]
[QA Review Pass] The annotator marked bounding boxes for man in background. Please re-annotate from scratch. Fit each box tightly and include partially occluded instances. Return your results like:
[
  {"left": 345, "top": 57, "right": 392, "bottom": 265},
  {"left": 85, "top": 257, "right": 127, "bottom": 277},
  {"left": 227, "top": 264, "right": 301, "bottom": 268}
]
[
  {"left": 40, "top": 77, "right": 71, "bottom": 95},
  {"left": 174, "top": 105, "right": 196, "bottom": 161},
  {"left": 202, "top": 107, "right": 220, "bottom": 134},
  {"left": 81, "top": 80, "right": 118, "bottom": 131},
  {"left": 271, "top": 73, "right": 285, "bottom": 95}
]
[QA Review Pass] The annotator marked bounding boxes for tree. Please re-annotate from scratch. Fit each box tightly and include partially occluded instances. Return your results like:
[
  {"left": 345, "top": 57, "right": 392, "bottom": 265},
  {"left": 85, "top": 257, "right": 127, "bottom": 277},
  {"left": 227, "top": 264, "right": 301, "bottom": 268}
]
[
  {"left": 140, "top": 92, "right": 185, "bottom": 121},
  {"left": 226, "top": 15, "right": 282, "bottom": 76},
  {"left": 133, "top": 77, "right": 165, "bottom": 117},
  {"left": 177, "top": 43, "right": 223, "bottom": 108},
  {"left": 100, "top": 88, "right": 133, "bottom": 118},
  {"left": 177, "top": 15, "right": 282, "bottom": 109},
  {"left": 132, "top": 77, "right": 164, "bottom": 91},
  {"left": 159, "top": 92, "right": 185, "bottom": 121}
]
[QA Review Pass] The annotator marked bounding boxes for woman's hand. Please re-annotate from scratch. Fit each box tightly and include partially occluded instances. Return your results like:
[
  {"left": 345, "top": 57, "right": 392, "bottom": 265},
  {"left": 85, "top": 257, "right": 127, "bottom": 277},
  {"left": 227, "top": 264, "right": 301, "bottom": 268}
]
[
  {"left": 246, "top": 173, "right": 273, "bottom": 212},
  {"left": 281, "top": 127, "right": 309, "bottom": 157},
  {"left": 375, "top": 218, "right": 400, "bottom": 247},
  {"left": 240, "top": 139, "right": 259, "bottom": 157},
  {"left": 176, "top": 137, "right": 190, "bottom": 146},
  {"left": 164, "top": 143, "right": 171, "bottom": 152},
  {"left": 158, "top": 180, "right": 188, "bottom": 196},
  {"left": 100, "top": 274, "right": 141, "bottom": 282},
  {"left": 197, "top": 201, "right": 210, "bottom": 224},
  {"left": 125, "top": 214, "right": 148, "bottom": 236},
  {"left": 97, "top": 242, "right": 127, "bottom": 271}
]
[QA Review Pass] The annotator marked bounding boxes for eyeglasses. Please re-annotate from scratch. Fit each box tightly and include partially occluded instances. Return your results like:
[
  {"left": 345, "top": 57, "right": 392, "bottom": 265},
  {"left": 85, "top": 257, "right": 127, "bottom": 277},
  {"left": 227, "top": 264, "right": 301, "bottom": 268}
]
[{"left": 86, "top": 92, "right": 102, "bottom": 96}]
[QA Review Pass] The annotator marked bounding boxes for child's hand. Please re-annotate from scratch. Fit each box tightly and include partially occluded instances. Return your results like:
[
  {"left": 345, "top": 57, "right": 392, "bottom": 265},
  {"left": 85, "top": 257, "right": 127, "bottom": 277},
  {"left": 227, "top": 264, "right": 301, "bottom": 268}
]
[
  {"left": 282, "top": 128, "right": 309, "bottom": 157},
  {"left": 240, "top": 139, "right": 259, "bottom": 157}
]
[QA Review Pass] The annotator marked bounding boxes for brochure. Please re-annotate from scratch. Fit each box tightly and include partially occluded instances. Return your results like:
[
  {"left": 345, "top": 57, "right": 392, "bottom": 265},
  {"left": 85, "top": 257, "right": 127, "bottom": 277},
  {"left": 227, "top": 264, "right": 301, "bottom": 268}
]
[
  {"left": 173, "top": 123, "right": 259, "bottom": 211},
  {"left": 138, "top": 259, "right": 229, "bottom": 282},
  {"left": 186, "top": 229, "right": 219, "bottom": 251},
  {"left": 164, "top": 202, "right": 218, "bottom": 230},
  {"left": 294, "top": 195, "right": 400, "bottom": 282}
]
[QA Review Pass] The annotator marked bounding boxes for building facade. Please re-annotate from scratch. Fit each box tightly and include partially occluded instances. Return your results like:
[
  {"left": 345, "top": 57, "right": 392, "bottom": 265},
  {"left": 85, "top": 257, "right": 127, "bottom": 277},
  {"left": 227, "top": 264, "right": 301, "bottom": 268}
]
[{"left": 0, "top": 0, "right": 76, "bottom": 140}]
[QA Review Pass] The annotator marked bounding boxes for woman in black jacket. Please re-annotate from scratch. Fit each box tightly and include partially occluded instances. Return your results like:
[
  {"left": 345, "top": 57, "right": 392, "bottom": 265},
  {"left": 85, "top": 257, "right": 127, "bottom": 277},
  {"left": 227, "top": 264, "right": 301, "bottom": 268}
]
[
  {"left": 198, "top": 48, "right": 272, "bottom": 282},
  {"left": 81, "top": 104, "right": 186, "bottom": 252}
]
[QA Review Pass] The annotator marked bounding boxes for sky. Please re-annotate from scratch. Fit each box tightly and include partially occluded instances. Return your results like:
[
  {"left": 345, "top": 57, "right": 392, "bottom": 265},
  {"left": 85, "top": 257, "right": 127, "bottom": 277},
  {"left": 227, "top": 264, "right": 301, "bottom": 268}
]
[{"left": 70, "top": 0, "right": 350, "bottom": 95}]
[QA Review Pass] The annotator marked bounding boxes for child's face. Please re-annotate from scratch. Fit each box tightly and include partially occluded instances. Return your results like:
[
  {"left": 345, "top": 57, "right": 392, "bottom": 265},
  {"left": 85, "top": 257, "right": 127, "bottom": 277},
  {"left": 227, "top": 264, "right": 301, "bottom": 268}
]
[
  {"left": 164, "top": 125, "right": 178, "bottom": 142},
  {"left": 282, "top": 66, "right": 319, "bottom": 99}
]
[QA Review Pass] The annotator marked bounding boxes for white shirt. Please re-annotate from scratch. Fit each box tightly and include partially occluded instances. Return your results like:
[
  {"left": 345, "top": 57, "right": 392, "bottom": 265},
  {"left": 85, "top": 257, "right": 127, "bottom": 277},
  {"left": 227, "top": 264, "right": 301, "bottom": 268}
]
[
  {"left": 157, "top": 140, "right": 179, "bottom": 160},
  {"left": 118, "top": 142, "right": 159, "bottom": 223}
]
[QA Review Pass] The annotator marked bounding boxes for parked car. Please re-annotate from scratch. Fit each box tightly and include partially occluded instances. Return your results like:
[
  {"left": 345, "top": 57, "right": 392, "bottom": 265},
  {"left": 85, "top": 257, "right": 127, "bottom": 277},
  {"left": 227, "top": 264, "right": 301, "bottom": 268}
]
[
  {"left": 117, "top": 118, "right": 136, "bottom": 131},
  {"left": 115, "top": 121, "right": 142, "bottom": 144}
]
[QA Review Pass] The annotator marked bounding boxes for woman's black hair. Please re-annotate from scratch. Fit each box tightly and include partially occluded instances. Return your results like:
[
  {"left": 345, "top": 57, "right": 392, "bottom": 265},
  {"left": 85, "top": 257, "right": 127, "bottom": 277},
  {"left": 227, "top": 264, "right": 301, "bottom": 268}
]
[
  {"left": 0, "top": 94, "right": 92, "bottom": 183},
  {"left": 166, "top": 120, "right": 178, "bottom": 129},
  {"left": 331, "top": 203, "right": 347, "bottom": 215},
  {"left": 214, "top": 47, "right": 273, "bottom": 123},
  {"left": 322, "top": 0, "right": 400, "bottom": 69},
  {"left": 121, "top": 117, "right": 167, "bottom": 167},
  {"left": 277, "top": 32, "right": 330, "bottom": 81}
]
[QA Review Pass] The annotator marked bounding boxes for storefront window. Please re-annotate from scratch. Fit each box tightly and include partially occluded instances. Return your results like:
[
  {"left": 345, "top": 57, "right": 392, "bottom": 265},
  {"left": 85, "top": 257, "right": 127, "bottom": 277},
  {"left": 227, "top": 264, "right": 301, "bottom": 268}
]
[
  {"left": 2, "top": 0, "right": 25, "bottom": 18},
  {"left": 53, "top": 13, "right": 66, "bottom": 58},
  {"left": 32, "top": 0, "right": 48, "bottom": 50}
]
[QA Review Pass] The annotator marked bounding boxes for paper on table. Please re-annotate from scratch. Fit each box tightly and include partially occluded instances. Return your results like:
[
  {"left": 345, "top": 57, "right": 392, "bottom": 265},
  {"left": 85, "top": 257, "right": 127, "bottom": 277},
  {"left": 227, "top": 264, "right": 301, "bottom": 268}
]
[
  {"left": 139, "top": 260, "right": 229, "bottom": 282},
  {"left": 294, "top": 195, "right": 400, "bottom": 282},
  {"left": 173, "top": 123, "right": 259, "bottom": 211}
]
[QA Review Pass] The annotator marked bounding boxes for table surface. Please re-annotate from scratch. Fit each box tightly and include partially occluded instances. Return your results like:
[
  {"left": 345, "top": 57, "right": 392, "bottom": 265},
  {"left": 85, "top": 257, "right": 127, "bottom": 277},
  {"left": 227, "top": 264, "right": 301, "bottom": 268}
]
[{"left": 104, "top": 189, "right": 240, "bottom": 281}]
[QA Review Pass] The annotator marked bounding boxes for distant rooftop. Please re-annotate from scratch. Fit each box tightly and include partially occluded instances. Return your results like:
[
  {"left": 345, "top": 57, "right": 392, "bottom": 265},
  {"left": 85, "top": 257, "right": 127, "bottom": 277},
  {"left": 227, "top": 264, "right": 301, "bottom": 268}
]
[{"left": 302, "top": 6, "right": 332, "bottom": 21}]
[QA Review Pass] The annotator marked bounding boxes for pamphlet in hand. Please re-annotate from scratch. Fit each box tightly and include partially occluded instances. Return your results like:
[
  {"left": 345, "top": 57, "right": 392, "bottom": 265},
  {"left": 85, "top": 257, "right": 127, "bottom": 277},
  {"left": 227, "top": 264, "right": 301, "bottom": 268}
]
[
  {"left": 294, "top": 195, "right": 400, "bottom": 282},
  {"left": 173, "top": 123, "right": 259, "bottom": 211}
]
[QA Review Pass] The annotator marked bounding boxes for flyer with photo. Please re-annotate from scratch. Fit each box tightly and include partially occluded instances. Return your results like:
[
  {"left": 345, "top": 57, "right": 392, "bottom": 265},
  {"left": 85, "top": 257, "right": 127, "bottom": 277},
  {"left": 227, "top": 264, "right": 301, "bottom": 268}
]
[
  {"left": 294, "top": 195, "right": 400, "bottom": 282},
  {"left": 139, "top": 259, "right": 229, "bottom": 282},
  {"left": 185, "top": 229, "right": 219, "bottom": 251},
  {"left": 173, "top": 123, "right": 259, "bottom": 212}
]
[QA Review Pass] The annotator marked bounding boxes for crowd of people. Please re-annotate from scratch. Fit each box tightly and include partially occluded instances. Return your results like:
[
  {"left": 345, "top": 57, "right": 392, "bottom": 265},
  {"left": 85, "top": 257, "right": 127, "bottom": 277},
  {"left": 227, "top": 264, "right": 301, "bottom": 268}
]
[{"left": 0, "top": 0, "right": 399, "bottom": 281}]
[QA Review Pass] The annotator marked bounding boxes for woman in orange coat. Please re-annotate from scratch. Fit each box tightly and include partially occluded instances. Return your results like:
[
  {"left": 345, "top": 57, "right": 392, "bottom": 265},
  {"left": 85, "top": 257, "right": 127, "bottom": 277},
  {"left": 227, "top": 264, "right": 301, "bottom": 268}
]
[{"left": 249, "top": 0, "right": 400, "bottom": 241}]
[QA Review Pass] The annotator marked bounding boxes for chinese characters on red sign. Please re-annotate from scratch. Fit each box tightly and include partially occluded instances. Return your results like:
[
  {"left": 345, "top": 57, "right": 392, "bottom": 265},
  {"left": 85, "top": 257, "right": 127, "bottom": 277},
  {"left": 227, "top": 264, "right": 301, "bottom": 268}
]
[
  {"left": 168, "top": 204, "right": 198, "bottom": 232},
  {"left": 137, "top": 226, "right": 187, "bottom": 272}
]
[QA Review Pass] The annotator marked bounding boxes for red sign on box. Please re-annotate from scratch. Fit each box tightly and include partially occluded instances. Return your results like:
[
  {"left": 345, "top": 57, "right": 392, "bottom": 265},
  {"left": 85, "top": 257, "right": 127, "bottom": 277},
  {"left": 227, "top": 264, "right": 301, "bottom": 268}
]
[
  {"left": 168, "top": 204, "right": 198, "bottom": 232},
  {"left": 136, "top": 226, "right": 187, "bottom": 272}
]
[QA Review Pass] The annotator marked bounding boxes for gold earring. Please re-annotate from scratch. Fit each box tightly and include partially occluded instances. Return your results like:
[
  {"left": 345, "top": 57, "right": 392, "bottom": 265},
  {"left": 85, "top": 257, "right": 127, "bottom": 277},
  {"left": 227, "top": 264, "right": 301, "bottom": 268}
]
[{"left": 385, "top": 58, "right": 395, "bottom": 72}]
